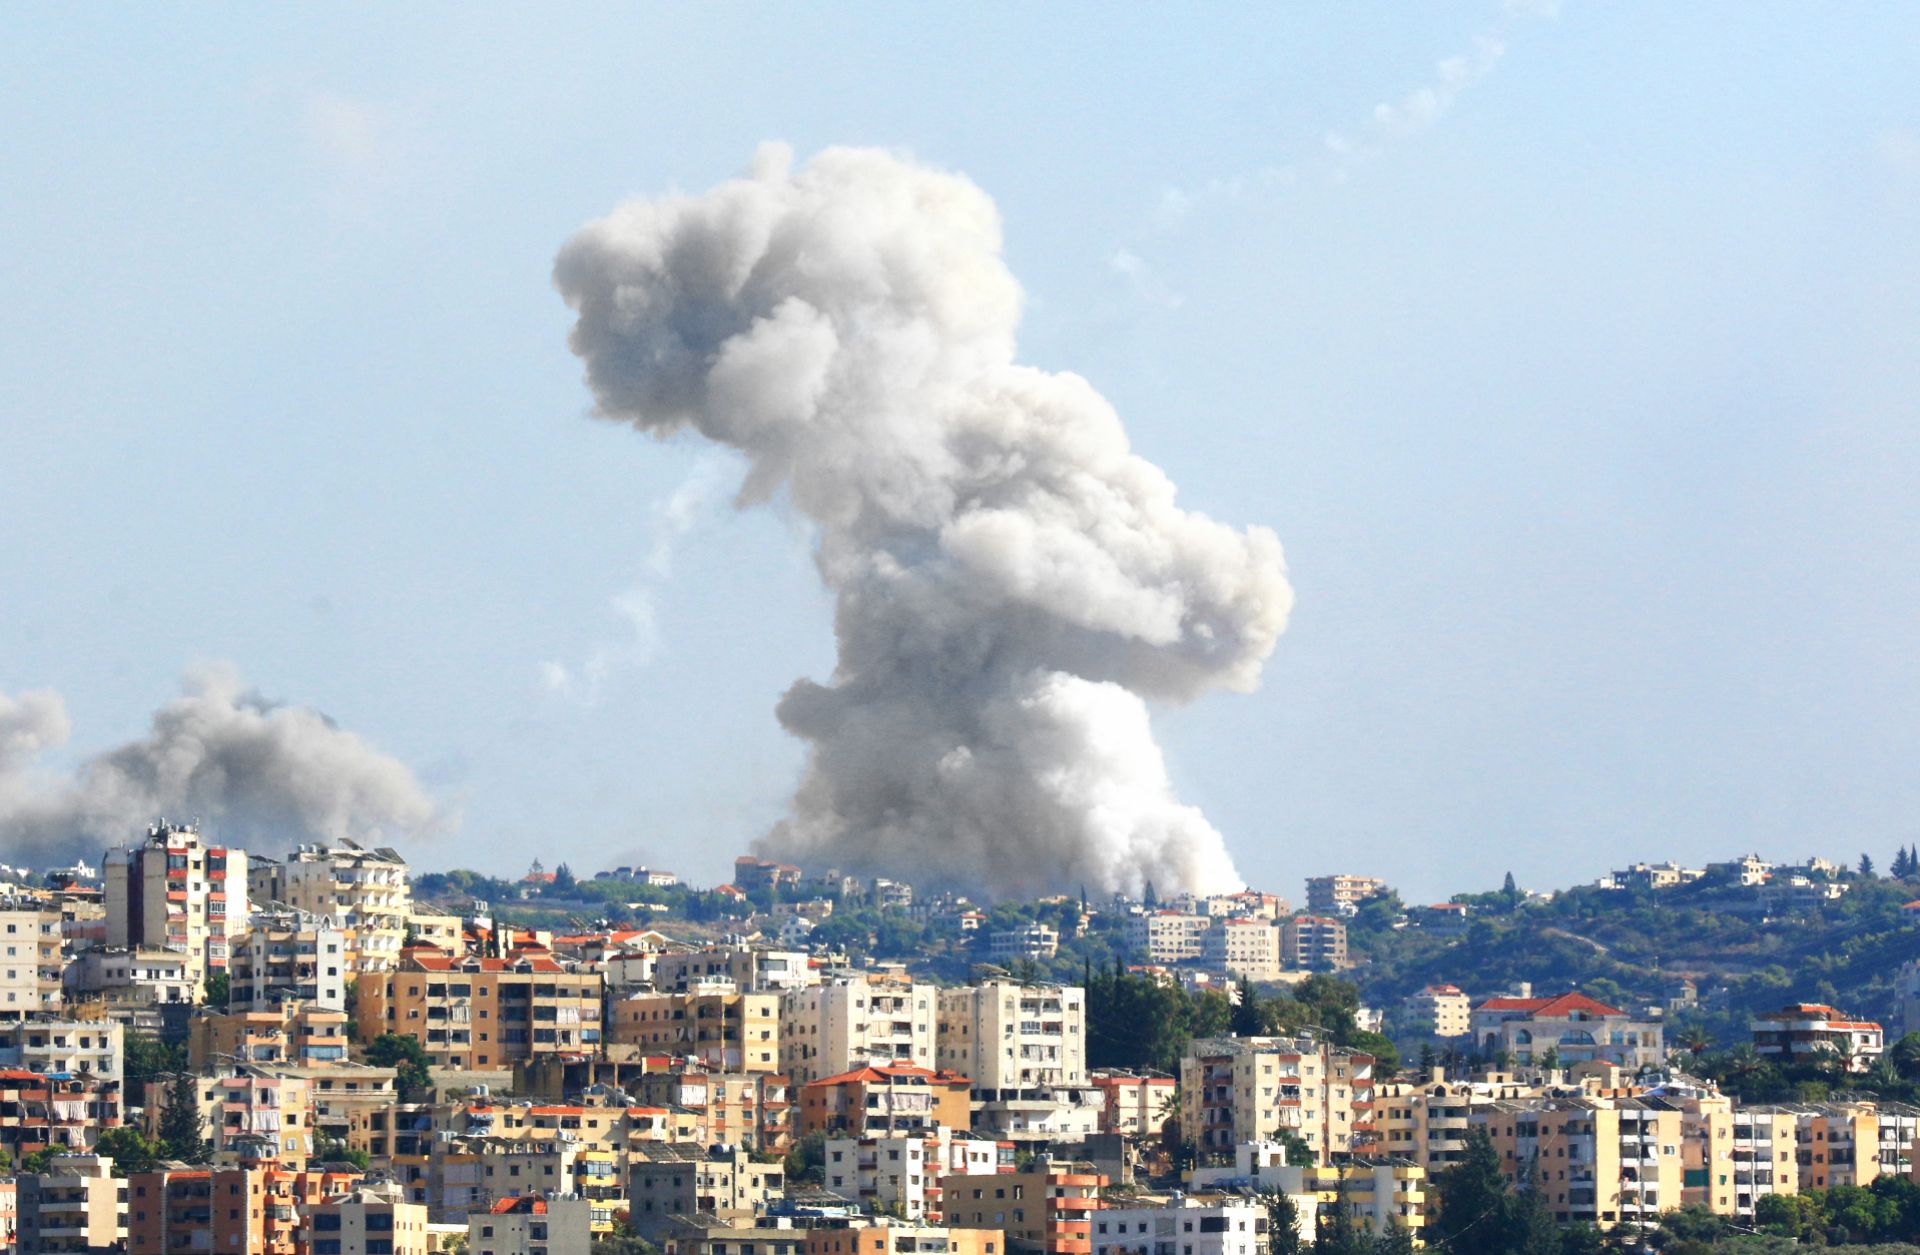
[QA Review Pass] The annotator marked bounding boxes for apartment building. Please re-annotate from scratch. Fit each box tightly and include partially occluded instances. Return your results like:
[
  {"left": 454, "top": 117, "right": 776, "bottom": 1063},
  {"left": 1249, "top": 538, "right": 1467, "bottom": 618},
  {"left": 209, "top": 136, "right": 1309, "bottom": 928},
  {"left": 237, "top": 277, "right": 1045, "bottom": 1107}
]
[
  {"left": 231, "top": 906, "right": 348, "bottom": 1010},
  {"left": 1190, "top": 1143, "right": 1424, "bottom": 1243},
  {"left": 1678, "top": 1099, "right": 1799, "bottom": 1220},
  {"left": 0, "top": 1068, "right": 124, "bottom": 1159},
  {"left": 1091, "top": 1197, "right": 1270, "bottom": 1255},
  {"left": 0, "top": 900, "right": 64, "bottom": 1020},
  {"left": 15, "top": 1154, "right": 126, "bottom": 1254},
  {"left": 62, "top": 946, "right": 197, "bottom": 1016},
  {"left": 1126, "top": 912, "right": 1212, "bottom": 964},
  {"left": 937, "top": 982, "right": 1087, "bottom": 1098},
  {"left": 734, "top": 857, "right": 804, "bottom": 894},
  {"left": 1278, "top": 917, "right": 1347, "bottom": 972},
  {"left": 610, "top": 987, "right": 781, "bottom": 1071},
  {"left": 127, "top": 1164, "right": 374, "bottom": 1255},
  {"left": 1202, "top": 891, "right": 1289, "bottom": 920},
  {"left": 1181, "top": 1036, "right": 1378, "bottom": 1164},
  {"left": 1202, "top": 919, "right": 1284, "bottom": 982},
  {"left": 821, "top": 1129, "right": 1006, "bottom": 1220},
  {"left": 144, "top": 1071, "right": 314, "bottom": 1169},
  {"left": 0, "top": 1018, "right": 121, "bottom": 1085},
  {"left": 356, "top": 951, "right": 605, "bottom": 1070},
  {"left": 187, "top": 1004, "right": 352, "bottom": 1069},
  {"left": 253, "top": 841, "right": 412, "bottom": 974},
  {"left": 1304, "top": 876, "right": 1384, "bottom": 917},
  {"left": 619, "top": 1068, "right": 794, "bottom": 1152},
  {"left": 1089, "top": 1070, "right": 1177, "bottom": 1138},
  {"left": 1473, "top": 1098, "right": 1685, "bottom": 1229},
  {"left": 781, "top": 977, "right": 938, "bottom": 1084},
  {"left": 471, "top": 1194, "right": 595, "bottom": 1255},
  {"left": 1750, "top": 1003, "right": 1884, "bottom": 1071},
  {"left": 308, "top": 1180, "right": 435, "bottom": 1255},
  {"left": 805, "top": 1222, "right": 1004, "bottom": 1255},
  {"left": 943, "top": 1164, "right": 1106, "bottom": 1255},
  {"left": 656, "top": 946, "right": 817, "bottom": 994},
  {"left": 629, "top": 1145, "right": 786, "bottom": 1239},
  {"left": 1470, "top": 993, "right": 1665, "bottom": 1070},
  {"left": 987, "top": 924, "right": 1059, "bottom": 962},
  {"left": 1401, "top": 986, "right": 1471, "bottom": 1039},
  {"left": 799, "top": 1063, "right": 974, "bottom": 1137},
  {"left": 104, "top": 821, "right": 248, "bottom": 991}
]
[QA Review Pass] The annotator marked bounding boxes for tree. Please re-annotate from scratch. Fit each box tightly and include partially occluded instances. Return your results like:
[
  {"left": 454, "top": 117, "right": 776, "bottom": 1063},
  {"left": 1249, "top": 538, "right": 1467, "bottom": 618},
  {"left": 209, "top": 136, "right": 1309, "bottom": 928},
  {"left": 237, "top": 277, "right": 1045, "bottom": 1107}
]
[
  {"left": 1232, "top": 974, "right": 1264, "bottom": 1037},
  {"left": 592, "top": 1218, "right": 659, "bottom": 1255},
  {"left": 1263, "top": 1189, "right": 1305, "bottom": 1255},
  {"left": 364, "top": 1032, "right": 434, "bottom": 1100},
  {"left": 159, "top": 1072, "right": 212, "bottom": 1163},
  {"left": 1502, "top": 871, "right": 1520, "bottom": 909},
  {"left": 316, "top": 1136, "right": 371, "bottom": 1169},
  {"left": 1861, "top": 853, "right": 1877, "bottom": 879},
  {"left": 1430, "top": 1129, "right": 1511, "bottom": 1252},
  {"left": 784, "top": 1131, "right": 826, "bottom": 1186},
  {"left": 124, "top": 1034, "right": 185, "bottom": 1090},
  {"left": 20, "top": 1148, "right": 57, "bottom": 1175},
  {"left": 94, "top": 1126, "right": 165, "bottom": 1176},
  {"left": 1143, "top": 880, "right": 1159, "bottom": 909},
  {"left": 204, "top": 971, "right": 230, "bottom": 1011},
  {"left": 552, "top": 862, "right": 577, "bottom": 894}
]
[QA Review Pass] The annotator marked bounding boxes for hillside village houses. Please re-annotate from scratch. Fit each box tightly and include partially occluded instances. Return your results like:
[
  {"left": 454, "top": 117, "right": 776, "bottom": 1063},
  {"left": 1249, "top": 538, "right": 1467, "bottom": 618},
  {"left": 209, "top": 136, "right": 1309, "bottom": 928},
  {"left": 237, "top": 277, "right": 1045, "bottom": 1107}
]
[{"left": 0, "top": 826, "right": 1916, "bottom": 1249}]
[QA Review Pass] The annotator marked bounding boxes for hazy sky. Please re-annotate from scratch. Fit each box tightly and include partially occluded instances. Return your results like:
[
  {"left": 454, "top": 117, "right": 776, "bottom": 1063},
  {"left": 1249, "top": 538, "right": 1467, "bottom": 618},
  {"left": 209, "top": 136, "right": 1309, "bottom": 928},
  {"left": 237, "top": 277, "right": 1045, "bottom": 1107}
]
[{"left": 4, "top": 5, "right": 1919, "bottom": 903}]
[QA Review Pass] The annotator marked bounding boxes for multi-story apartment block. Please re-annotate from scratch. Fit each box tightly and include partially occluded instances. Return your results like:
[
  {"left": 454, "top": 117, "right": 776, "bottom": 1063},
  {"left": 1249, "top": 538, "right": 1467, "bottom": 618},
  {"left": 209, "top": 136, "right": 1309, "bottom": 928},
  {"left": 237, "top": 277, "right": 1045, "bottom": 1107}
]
[
  {"left": 15, "top": 1154, "right": 127, "bottom": 1254},
  {"left": 781, "top": 977, "right": 938, "bottom": 1085},
  {"left": 1473, "top": 1098, "right": 1685, "bottom": 1229},
  {"left": 655, "top": 946, "right": 817, "bottom": 994},
  {"left": 144, "top": 1071, "right": 314, "bottom": 1169},
  {"left": 357, "top": 951, "right": 605, "bottom": 1070},
  {"left": 1604, "top": 862, "right": 1705, "bottom": 892},
  {"left": 1470, "top": 993, "right": 1665, "bottom": 1070},
  {"left": 104, "top": 821, "right": 248, "bottom": 991},
  {"left": 734, "top": 857, "right": 805, "bottom": 895},
  {"left": 1278, "top": 916, "right": 1347, "bottom": 971},
  {"left": 1202, "top": 919, "right": 1283, "bottom": 981},
  {"left": 1202, "top": 891, "right": 1289, "bottom": 920},
  {"left": 821, "top": 1127, "right": 1002, "bottom": 1220},
  {"left": 1750, "top": 1003, "right": 1883, "bottom": 1071},
  {"left": 0, "top": 900, "right": 64, "bottom": 1020},
  {"left": 1190, "top": 1142, "right": 1424, "bottom": 1243},
  {"left": 0, "top": 1067, "right": 124, "bottom": 1159},
  {"left": 628, "top": 1145, "right": 787, "bottom": 1238},
  {"left": 62, "top": 947, "right": 197, "bottom": 1018},
  {"left": 1089, "top": 1070, "right": 1177, "bottom": 1138},
  {"left": 308, "top": 1180, "right": 435, "bottom": 1255},
  {"left": 798, "top": 1063, "right": 974, "bottom": 1138},
  {"left": 252, "top": 840, "right": 411, "bottom": 974},
  {"left": 472, "top": 1194, "right": 595, "bottom": 1255},
  {"left": 937, "top": 982, "right": 1087, "bottom": 1099},
  {"left": 610, "top": 987, "right": 781, "bottom": 1071},
  {"left": 127, "top": 1164, "right": 374, "bottom": 1255},
  {"left": 1678, "top": 1099, "right": 1799, "bottom": 1221},
  {"left": 616, "top": 1068, "right": 794, "bottom": 1152},
  {"left": 188, "top": 1004, "right": 352, "bottom": 1069},
  {"left": 0, "top": 1018, "right": 121, "bottom": 1086},
  {"left": 987, "top": 924, "right": 1059, "bottom": 962},
  {"left": 1304, "top": 876, "right": 1384, "bottom": 917},
  {"left": 1125, "top": 912, "right": 1212, "bottom": 964},
  {"left": 230, "top": 906, "right": 348, "bottom": 1010},
  {"left": 805, "top": 1222, "right": 1004, "bottom": 1255},
  {"left": 1091, "top": 1197, "right": 1270, "bottom": 1255},
  {"left": 1181, "top": 1036, "right": 1378, "bottom": 1164},
  {"left": 943, "top": 1164, "right": 1105, "bottom": 1255},
  {"left": 1401, "top": 986, "right": 1472, "bottom": 1039}
]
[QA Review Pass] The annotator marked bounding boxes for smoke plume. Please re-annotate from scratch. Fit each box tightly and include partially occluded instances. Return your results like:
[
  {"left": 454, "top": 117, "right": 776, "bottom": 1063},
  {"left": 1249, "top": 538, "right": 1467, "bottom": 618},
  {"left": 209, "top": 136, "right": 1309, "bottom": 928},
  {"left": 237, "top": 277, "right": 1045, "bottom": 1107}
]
[
  {"left": 0, "top": 663, "right": 444, "bottom": 867},
  {"left": 554, "top": 145, "right": 1291, "bottom": 898}
]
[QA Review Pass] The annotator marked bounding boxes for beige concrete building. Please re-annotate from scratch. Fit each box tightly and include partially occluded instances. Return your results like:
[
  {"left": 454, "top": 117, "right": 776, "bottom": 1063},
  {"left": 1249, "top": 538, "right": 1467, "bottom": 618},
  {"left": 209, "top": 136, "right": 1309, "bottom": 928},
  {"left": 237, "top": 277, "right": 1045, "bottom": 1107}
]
[
  {"left": 0, "top": 1017, "right": 121, "bottom": 1085},
  {"left": 1401, "top": 986, "right": 1472, "bottom": 1040},
  {"left": 655, "top": 945, "right": 816, "bottom": 993},
  {"left": 1304, "top": 876, "right": 1384, "bottom": 917},
  {"left": 1750, "top": 1003, "right": 1883, "bottom": 1071},
  {"left": 1181, "top": 1036, "right": 1378, "bottom": 1164},
  {"left": 105, "top": 820, "right": 248, "bottom": 992},
  {"left": 1475, "top": 1098, "right": 1685, "bottom": 1229},
  {"left": 357, "top": 951, "right": 605, "bottom": 1070},
  {"left": 937, "top": 982, "right": 1086, "bottom": 1100},
  {"left": 16, "top": 1154, "right": 127, "bottom": 1254},
  {"left": 628, "top": 1145, "right": 786, "bottom": 1239},
  {"left": 231, "top": 906, "right": 348, "bottom": 1010},
  {"left": 1126, "top": 912, "right": 1212, "bottom": 964},
  {"left": 62, "top": 946, "right": 196, "bottom": 1017},
  {"left": 781, "top": 976, "right": 938, "bottom": 1084},
  {"left": 1202, "top": 919, "right": 1284, "bottom": 982},
  {"left": 610, "top": 986, "right": 781, "bottom": 1071},
  {"left": 1278, "top": 916, "right": 1347, "bottom": 971},
  {"left": 253, "top": 840, "right": 411, "bottom": 974},
  {"left": 471, "top": 1194, "right": 594, "bottom": 1255},
  {"left": 309, "top": 1180, "right": 435, "bottom": 1255},
  {"left": 1470, "top": 993, "right": 1664, "bottom": 1070},
  {"left": 0, "top": 900, "right": 64, "bottom": 1020},
  {"left": 943, "top": 1164, "right": 1105, "bottom": 1255}
]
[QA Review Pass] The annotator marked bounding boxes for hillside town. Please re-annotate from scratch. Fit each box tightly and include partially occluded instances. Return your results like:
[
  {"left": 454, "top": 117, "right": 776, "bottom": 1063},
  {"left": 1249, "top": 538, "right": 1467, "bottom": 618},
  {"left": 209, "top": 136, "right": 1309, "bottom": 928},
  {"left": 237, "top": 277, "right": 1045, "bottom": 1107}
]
[{"left": 0, "top": 824, "right": 1919, "bottom": 1252}]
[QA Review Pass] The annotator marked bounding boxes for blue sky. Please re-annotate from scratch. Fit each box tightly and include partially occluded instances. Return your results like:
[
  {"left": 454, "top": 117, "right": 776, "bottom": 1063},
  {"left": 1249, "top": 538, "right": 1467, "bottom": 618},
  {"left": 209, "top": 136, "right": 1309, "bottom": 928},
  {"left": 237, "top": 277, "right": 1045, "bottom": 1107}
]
[{"left": 4, "top": 4, "right": 1919, "bottom": 902}]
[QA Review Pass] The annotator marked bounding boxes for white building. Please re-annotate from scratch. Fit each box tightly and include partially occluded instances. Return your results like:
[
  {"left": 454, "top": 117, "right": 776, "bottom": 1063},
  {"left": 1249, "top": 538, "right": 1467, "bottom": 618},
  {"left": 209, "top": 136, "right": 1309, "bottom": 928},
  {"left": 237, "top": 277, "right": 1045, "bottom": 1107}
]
[
  {"left": 0, "top": 900, "right": 63, "bottom": 1020},
  {"left": 1201, "top": 919, "right": 1284, "bottom": 982},
  {"left": 231, "top": 908, "right": 348, "bottom": 1011},
  {"left": 104, "top": 820, "right": 249, "bottom": 991},
  {"left": 1092, "top": 1198, "right": 1270, "bottom": 1255},
  {"left": 469, "top": 1194, "right": 593, "bottom": 1255},
  {"left": 655, "top": 945, "right": 817, "bottom": 993},
  {"left": 253, "top": 840, "right": 411, "bottom": 974},
  {"left": 936, "top": 982, "right": 1086, "bottom": 1097},
  {"left": 0, "top": 1018, "right": 122, "bottom": 1086},
  {"left": 821, "top": 1128, "right": 1002, "bottom": 1219},
  {"left": 1126, "top": 913, "right": 1212, "bottom": 964},
  {"left": 782, "top": 976, "right": 938, "bottom": 1085},
  {"left": 986, "top": 924, "right": 1059, "bottom": 962}
]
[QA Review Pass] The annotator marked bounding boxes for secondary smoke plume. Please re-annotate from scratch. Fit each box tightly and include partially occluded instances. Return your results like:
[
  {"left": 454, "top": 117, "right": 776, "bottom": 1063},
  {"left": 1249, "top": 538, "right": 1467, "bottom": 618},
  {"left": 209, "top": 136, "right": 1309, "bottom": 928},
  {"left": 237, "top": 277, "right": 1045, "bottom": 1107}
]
[
  {"left": 554, "top": 145, "right": 1292, "bottom": 898},
  {"left": 0, "top": 663, "right": 443, "bottom": 867}
]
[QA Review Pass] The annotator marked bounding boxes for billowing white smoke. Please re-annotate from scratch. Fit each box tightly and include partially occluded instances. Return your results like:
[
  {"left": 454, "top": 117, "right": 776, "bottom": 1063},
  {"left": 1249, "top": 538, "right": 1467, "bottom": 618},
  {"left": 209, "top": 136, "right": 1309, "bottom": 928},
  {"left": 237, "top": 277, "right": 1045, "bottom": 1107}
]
[
  {"left": 554, "top": 145, "right": 1291, "bottom": 898},
  {"left": 0, "top": 663, "right": 444, "bottom": 867}
]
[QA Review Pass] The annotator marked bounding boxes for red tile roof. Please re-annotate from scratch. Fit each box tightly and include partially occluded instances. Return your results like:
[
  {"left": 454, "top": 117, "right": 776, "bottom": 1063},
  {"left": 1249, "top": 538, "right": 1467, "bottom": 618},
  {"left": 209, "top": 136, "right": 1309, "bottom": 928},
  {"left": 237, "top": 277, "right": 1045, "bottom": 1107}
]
[{"left": 1474, "top": 992, "right": 1626, "bottom": 1018}]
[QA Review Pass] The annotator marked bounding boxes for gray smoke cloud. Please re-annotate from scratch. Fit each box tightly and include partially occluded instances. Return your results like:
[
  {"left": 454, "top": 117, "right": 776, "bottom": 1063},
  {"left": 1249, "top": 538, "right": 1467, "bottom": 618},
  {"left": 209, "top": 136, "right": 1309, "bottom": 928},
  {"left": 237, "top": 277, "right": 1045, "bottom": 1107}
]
[
  {"left": 554, "top": 145, "right": 1292, "bottom": 898},
  {"left": 0, "top": 663, "right": 444, "bottom": 867}
]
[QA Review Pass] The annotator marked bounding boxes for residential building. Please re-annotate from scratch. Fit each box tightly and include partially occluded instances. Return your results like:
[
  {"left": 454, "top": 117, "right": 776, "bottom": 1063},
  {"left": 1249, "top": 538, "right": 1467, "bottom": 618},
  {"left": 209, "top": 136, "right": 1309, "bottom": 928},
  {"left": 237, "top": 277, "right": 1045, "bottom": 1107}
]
[
  {"left": 628, "top": 1145, "right": 786, "bottom": 1239},
  {"left": 1750, "top": 1004, "right": 1883, "bottom": 1071},
  {"left": 618, "top": 1067, "right": 794, "bottom": 1152},
  {"left": 1278, "top": 916, "right": 1347, "bottom": 971},
  {"left": 610, "top": 987, "right": 781, "bottom": 1071},
  {"left": 308, "top": 1180, "right": 435, "bottom": 1255},
  {"left": 104, "top": 820, "right": 249, "bottom": 991},
  {"left": 781, "top": 977, "right": 938, "bottom": 1085},
  {"left": 656, "top": 946, "right": 817, "bottom": 994},
  {"left": 1401, "top": 986, "right": 1472, "bottom": 1040},
  {"left": 1089, "top": 1070, "right": 1176, "bottom": 1138},
  {"left": 1475, "top": 1098, "right": 1686, "bottom": 1229},
  {"left": 1125, "top": 912, "right": 1212, "bottom": 964},
  {"left": 937, "top": 982, "right": 1087, "bottom": 1097},
  {"left": 61, "top": 946, "right": 197, "bottom": 1017},
  {"left": 943, "top": 1163, "right": 1105, "bottom": 1255},
  {"left": 187, "top": 1004, "right": 352, "bottom": 1069},
  {"left": 1470, "top": 993, "right": 1665, "bottom": 1070},
  {"left": 0, "top": 1018, "right": 121, "bottom": 1086},
  {"left": 127, "top": 1164, "right": 356, "bottom": 1255},
  {"left": 734, "top": 857, "right": 804, "bottom": 895},
  {"left": 1180, "top": 1036, "right": 1378, "bottom": 1164},
  {"left": 1091, "top": 1197, "right": 1270, "bottom": 1255},
  {"left": 0, "top": 1067, "right": 124, "bottom": 1158},
  {"left": 804, "top": 1222, "right": 1004, "bottom": 1255},
  {"left": 987, "top": 924, "right": 1059, "bottom": 962},
  {"left": 252, "top": 840, "right": 411, "bottom": 974},
  {"left": 1190, "top": 1142, "right": 1424, "bottom": 1242},
  {"left": 1304, "top": 876, "right": 1384, "bottom": 917},
  {"left": 143, "top": 1071, "right": 314, "bottom": 1169},
  {"left": 822, "top": 1129, "right": 1004, "bottom": 1219},
  {"left": 799, "top": 1063, "right": 974, "bottom": 1138},
  {"left": 231, "top": 906, "right": 349, "bottom": 1011},
  {"left": 0, "top": 900, "right": 64, "bottom": 1020},
  {"left": 15, "top": 1154, "right": 127, "bottom": 1254},
  {"left": 1202, "top": 891, "right": 1289, "bottom": 921},
  {"left": 470, "top": 1195, "right": 594, "bottom": 1255},
  {"left": 1202, "top": 919, "right": 1284, "bottom": 981},
  {"left": 1705, "top": 855, "right": 1774, "bottom": 887},
  {"left": 1605, "top": 863, "right": 1705, "bottom": 892},
  {"left": 356, "top": 950, "right": 605, "bottom": 1070}
]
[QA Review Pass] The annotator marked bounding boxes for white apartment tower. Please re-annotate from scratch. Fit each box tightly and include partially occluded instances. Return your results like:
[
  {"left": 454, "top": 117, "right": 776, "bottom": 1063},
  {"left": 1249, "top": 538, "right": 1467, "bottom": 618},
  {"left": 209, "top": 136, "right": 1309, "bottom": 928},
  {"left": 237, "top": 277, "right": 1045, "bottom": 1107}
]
[
  {"left": 104, "top": 821, "right": 248, "bottom": 993},
  {"left": 936, "top": 981, "right": 1086, "bottom": 1098},
  {"left": 780, "top": 976, "right": 938, "bottom": 1085},
  {"left": 252, "top": 840, "right": 411, "bottom": 974}
]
